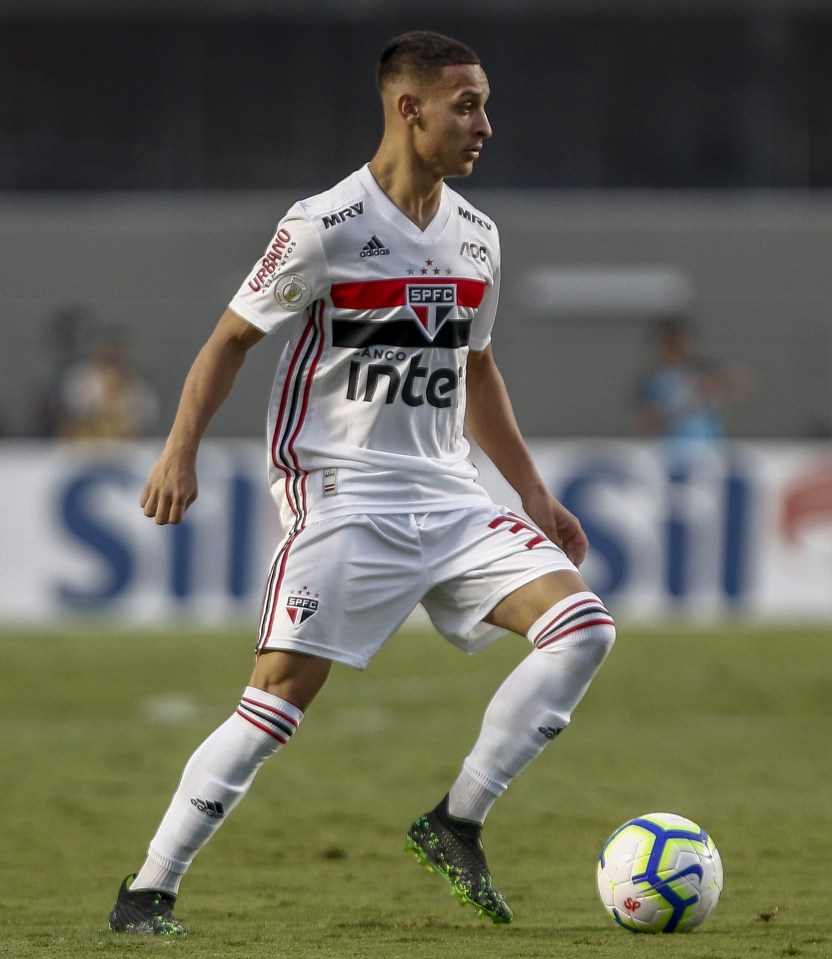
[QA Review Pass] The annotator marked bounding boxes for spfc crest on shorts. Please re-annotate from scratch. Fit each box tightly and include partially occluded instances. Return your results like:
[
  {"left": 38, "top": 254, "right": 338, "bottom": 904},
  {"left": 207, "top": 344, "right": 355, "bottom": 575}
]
[{"left": 286, "top": 589, "right": 319, "bottom": 626}]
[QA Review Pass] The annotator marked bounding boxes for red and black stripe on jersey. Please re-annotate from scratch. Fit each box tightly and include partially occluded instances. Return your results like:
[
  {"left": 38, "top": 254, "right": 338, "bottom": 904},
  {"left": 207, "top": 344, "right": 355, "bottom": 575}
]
[
  {"left": 270, "top": 300, "right": 326, "bottom": 516},
  {"left": 259, "top": 302, "right": 325, "bottom": 647},
  {"left": 330, "top": 277, "right": 487, "bottom": 309},
  {"left": 330, "top": 276, "right": 486, "bottom": 349},
  {"left": 332, "top": 317, "right": 471, "bottom": 349}
]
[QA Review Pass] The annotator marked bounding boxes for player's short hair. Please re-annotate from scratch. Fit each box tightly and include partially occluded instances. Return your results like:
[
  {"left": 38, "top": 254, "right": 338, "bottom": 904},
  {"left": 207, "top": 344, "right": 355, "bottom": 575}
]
[{"left": 377, "top": 30, "right": 481, "bottom": 91}]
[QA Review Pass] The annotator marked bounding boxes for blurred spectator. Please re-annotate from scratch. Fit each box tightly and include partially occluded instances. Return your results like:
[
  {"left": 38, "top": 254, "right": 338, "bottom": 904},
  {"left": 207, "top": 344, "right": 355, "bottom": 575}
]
[
  {"left": 635, "top": 317, "right": 749, "bottom": 457},
  {"left": 54, "top": 328, "right": 159, "bottom": 440},
  {"left": 32, "top": 303, "right": 89, "bottom": 437}
]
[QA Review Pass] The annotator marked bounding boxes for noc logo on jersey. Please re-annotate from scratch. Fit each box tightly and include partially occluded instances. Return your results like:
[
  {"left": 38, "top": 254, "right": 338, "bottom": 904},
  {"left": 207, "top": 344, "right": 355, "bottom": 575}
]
[
  {"left": 286, "top": 587, "right": 319, "bottom": 626},
  {"left": 406, "top": 284, "right": 457, "bottom": 340}
]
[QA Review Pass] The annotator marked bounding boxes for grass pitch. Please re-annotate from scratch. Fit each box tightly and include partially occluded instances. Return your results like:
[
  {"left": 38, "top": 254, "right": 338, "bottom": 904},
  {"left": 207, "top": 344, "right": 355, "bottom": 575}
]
[{"left": 1, "top": 620, "right": 830, "bottom": 958}]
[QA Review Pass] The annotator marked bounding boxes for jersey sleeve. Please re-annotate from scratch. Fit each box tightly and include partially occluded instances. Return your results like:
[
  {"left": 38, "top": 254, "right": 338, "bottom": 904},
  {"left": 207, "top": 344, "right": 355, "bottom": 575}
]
[
  {"left": 468, "top": 260, "right": 500, "bottom": 351},
  {"left": 229, "top": 214, "right": 329, "bottom": 335}
]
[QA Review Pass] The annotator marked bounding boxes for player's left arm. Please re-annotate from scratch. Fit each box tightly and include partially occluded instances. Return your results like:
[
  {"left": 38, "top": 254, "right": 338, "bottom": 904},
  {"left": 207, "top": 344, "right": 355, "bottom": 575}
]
[{"left": 465, "top": 344, "right": 588, "bottom": 567}]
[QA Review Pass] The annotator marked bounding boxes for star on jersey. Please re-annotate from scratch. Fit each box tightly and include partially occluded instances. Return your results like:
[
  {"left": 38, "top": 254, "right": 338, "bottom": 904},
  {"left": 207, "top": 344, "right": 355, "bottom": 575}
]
[{"left": 406, "top": 258, "right": 454, "bottom": 277}]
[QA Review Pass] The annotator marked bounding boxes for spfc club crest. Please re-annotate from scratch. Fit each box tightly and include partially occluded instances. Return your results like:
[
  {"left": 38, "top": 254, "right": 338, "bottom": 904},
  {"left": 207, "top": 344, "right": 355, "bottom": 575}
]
[
  {"left": 286, "top": 588, "right": 319, "bottom": 626},
  {"left": 406, "top": 283, "right": 457, "bottom": 339}
]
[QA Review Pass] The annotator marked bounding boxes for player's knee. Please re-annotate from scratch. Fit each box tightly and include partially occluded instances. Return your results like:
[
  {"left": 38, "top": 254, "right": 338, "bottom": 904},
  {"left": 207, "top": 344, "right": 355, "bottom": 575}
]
[
  {"left": 249, "top": 649, "right": 332, "bottom": 712},
  {"left": 582, "top": 614, "right": 616, "bottom": 665},
  {"left": 529, "top": 591, "right": 616, "bottom": 661}
]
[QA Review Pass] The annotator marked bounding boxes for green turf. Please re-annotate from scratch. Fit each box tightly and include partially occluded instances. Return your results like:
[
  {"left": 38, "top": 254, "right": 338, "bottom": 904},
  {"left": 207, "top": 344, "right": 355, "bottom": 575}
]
[{"left": 1, "top": 621, "right": 830, "bottom": 958}]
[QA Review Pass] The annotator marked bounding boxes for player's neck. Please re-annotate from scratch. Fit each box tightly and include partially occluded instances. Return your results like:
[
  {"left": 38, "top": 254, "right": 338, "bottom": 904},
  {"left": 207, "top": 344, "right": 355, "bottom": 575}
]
[{"left": 367, "top": 153, "right": 444, "bottom": 232}]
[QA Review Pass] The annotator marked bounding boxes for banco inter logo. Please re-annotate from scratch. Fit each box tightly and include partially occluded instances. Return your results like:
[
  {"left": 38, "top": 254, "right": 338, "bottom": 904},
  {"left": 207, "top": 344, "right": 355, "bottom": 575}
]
[
  {"left": 406, "top": 283, "right": 456, "bottom": 340},
  {"left": 346, "top": 351, "right": 460, "bottom": 409}
]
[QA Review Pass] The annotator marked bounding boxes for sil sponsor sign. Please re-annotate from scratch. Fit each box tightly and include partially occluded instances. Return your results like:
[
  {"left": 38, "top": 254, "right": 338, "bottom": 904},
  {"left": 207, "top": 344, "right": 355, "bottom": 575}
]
[{"left": 1, "top": 439, "right": 831, "bottom": 624}]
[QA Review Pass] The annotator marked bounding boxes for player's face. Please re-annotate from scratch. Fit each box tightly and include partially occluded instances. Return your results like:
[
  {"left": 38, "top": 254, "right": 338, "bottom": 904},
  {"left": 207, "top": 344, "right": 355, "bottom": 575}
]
[{"left": 414, "top": 64, "right": 492, "bottom": 179}]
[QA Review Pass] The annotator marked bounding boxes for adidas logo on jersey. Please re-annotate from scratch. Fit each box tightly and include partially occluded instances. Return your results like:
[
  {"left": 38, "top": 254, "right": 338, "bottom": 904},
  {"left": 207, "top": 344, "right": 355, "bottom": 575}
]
[{"left": 360, "top": 235, "right": 390, "bottom": 257}]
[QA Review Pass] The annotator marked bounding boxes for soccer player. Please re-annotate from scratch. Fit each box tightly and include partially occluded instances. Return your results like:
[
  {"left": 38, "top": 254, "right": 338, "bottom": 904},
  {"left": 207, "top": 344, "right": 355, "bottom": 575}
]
[{"left": 108, "top": 30, "right": 615, "bottom": 935}]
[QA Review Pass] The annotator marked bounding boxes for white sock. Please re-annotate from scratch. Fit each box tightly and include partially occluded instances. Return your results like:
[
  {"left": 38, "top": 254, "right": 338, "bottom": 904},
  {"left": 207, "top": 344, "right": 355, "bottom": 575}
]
[
  {"left": 449, "top": 592, "right": 615, "bottom": 824},
  {"left": 132, "top": 687, "right": 303, "bottom": 894},
  {"left": 447, "top": 762, "right": 503, "bottom": 823}
]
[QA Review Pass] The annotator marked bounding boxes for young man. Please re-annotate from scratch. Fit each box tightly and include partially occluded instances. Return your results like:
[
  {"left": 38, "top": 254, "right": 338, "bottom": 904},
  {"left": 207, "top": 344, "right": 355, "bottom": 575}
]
[{"left": 108, "top": 30, "right": 615, "bottom": 934}]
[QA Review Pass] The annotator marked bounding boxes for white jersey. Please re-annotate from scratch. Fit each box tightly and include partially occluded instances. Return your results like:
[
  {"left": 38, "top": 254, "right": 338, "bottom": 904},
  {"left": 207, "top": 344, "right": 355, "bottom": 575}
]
[{"left": 230, "top": 164, "right": 501, "bottom": 527}]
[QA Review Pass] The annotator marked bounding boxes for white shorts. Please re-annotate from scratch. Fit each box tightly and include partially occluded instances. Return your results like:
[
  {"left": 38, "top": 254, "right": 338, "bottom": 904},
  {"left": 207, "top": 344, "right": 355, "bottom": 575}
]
[{"left": 256, "top": 504, "right": 577, "bottom": 669}]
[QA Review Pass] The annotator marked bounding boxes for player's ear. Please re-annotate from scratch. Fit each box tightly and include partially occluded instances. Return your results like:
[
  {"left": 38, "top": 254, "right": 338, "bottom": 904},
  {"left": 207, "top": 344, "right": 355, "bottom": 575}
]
[{"left": 399, "top": 93, "right": 421, "bottom": 125}]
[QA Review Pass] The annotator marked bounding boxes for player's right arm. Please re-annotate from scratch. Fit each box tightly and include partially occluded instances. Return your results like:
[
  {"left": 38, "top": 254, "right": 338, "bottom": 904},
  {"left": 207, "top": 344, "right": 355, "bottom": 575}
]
[{"left": 141, "top": 308, "right": 264, "bottom": 525}]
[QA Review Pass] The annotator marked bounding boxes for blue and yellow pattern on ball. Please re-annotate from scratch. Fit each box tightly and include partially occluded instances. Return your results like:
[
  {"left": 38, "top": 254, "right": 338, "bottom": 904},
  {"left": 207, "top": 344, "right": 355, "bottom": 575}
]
[{"left": 596, "top": 812, "right": 723, "bottom": 933}]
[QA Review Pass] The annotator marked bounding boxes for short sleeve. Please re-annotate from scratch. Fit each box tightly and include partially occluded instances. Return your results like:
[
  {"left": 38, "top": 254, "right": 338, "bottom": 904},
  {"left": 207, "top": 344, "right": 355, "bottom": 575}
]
[
  {"left": 229, "top": 215, "right": 329, "bottom": 335},
  {"left": 468, "top": 261, "right": 500, "bottom": 351}
]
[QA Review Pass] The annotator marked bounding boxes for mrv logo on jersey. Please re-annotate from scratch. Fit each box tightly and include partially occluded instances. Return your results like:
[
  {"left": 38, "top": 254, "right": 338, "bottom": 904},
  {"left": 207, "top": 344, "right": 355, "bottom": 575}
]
[
  {"left": 457, "top": 205, "right": 492, "bottom": 230},
  {"left": 322, "top": 202, "right": 364, "bottom": 229}
]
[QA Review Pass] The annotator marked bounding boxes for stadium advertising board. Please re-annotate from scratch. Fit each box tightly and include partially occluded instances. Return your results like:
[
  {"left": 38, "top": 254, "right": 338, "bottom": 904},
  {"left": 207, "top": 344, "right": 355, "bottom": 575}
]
[{"left": 1, "top": 440, "right": 831, "bottom": 623}]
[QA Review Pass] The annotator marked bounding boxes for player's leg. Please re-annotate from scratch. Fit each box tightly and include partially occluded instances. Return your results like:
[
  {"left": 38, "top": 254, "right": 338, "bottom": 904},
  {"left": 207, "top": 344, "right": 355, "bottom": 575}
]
[
  {"left": 109, "top": 650, "right": 330, "bottom": 935},
  {"left": 407, "top": 509, "right": 615, "bottom": 923},
  {"left": 132, "top": 650, "right": 330, "bottom": 893},
  {"left": 447, "top": 569, "right": 615, "bottom": 827},
  {"left": 110, "top": 511, "right": 426, "bottom": 934}
]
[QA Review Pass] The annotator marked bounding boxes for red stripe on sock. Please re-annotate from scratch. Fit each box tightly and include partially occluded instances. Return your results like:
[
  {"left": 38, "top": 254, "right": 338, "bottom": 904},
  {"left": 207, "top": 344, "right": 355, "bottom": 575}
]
[
  {"left": 236, "top": 708, "right": 289, "bottom": 743},
  {"left": 240, "top": 696, "right": 299, "bottom": 729},
  {"left": 535, "top": 616, "right": 616, "bottom": 650},
  {"left": 530, "top": 597, "right": 599, "bottom": 645}
]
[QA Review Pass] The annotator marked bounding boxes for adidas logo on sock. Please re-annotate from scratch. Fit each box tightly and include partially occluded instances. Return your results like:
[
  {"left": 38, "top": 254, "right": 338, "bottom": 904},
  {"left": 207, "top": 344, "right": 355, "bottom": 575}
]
[
  {"left": 360, "top": 235, "right": 390, "bottom": 257},
  {"left": 190, "top": 797, "right": 225, "bottom": 819}
]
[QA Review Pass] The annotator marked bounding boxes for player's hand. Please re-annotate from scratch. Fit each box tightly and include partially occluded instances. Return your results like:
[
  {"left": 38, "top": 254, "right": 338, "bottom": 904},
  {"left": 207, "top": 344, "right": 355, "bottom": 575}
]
[
  {"left": 521, "top": 488, "right": 589, "bottom": 567},
  {"left": 140, "top": 450, "right": 198, "bottom": 525}
]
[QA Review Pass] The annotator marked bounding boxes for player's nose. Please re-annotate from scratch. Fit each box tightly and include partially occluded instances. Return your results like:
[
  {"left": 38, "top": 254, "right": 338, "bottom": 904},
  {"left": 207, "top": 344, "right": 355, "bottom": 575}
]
[{"left": 477, "top": 109, "right": 493, "bottom": 139}]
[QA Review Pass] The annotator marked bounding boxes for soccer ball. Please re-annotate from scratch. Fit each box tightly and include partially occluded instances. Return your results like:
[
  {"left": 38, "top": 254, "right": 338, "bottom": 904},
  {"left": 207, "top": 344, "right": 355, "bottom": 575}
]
[{"left": 596, "top": 812, "right": 723, "bottom": 933}]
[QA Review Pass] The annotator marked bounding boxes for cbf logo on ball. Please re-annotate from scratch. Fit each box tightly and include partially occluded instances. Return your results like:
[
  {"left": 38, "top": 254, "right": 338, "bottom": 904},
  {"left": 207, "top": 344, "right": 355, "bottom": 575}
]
[{"left": 406, "top": 284, "right": 456, "bottom": 340}]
